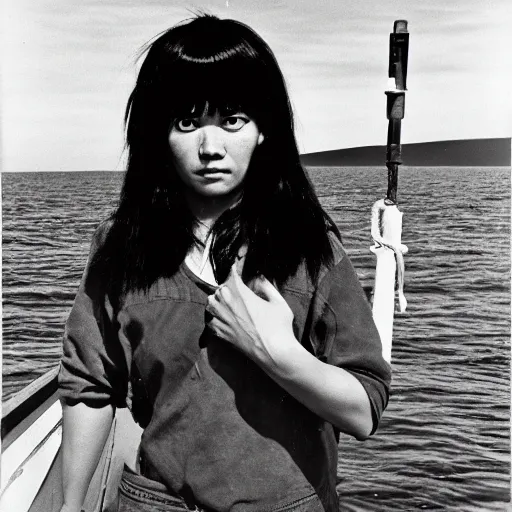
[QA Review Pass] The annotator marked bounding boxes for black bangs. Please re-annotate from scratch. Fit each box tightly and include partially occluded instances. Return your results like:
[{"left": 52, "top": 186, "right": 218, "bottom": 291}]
[
  {"left": 172, "top": 99, "right": 246, "bottom": 119},
  {"left": 134, "top": 16, "right": 277, "bottom": 128}
]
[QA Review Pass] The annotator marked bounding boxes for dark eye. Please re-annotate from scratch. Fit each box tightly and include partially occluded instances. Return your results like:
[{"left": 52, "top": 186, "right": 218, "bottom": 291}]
[
  {"left": 175, "top": 118, "right": 199, "bottom": 132},
  {"left": 222, "top": 116, "right": 249, "bottom": 131}
]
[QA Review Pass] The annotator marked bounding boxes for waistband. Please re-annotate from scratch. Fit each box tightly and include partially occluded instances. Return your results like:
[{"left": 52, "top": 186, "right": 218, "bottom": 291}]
[
  {"left": 119, "top": 464, "right": 205, "bottom": 511},
  {"left": 122, "top": 463, "right": 325, "bottom": 512}
]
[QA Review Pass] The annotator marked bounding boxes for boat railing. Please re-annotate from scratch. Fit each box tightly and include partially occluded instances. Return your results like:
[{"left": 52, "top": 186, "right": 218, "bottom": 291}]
[{"left": 1, "top": 366, "right": 142, "bottom": 512}]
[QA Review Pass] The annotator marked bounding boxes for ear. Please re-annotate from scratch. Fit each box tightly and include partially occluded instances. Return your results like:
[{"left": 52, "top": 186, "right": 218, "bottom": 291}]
[{"left": 257, "top": 133, "right": 264, "bottom": 145}]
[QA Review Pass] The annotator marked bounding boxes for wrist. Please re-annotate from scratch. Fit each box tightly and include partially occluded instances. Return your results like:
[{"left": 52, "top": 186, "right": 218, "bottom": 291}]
[{"left": 256, "top": 335, "right": 310, "bottom": 379}]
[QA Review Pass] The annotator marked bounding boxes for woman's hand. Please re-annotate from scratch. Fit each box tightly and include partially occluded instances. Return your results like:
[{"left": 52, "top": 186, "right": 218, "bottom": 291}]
[
  {"left": 206, "top": 264, "right": 374, "bottom": 439},
  {"left": 205, "top": 264, "right": 296, "bottom": 368}
]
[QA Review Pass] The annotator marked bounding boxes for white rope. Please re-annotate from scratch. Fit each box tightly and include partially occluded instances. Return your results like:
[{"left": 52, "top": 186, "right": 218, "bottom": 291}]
[{"left": 371, "top": 198, "right": 408, "bottom": 313}]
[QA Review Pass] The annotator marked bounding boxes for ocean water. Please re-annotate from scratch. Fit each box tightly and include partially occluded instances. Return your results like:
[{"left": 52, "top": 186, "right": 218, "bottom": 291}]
[{"left": 2, "top": 167, "right": 510, "bottom": 510}]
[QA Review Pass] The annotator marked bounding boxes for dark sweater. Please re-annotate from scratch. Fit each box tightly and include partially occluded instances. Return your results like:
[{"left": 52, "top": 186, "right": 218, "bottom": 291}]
[{"left": 59, "top": 227, "right": 391, "bottom": 512}]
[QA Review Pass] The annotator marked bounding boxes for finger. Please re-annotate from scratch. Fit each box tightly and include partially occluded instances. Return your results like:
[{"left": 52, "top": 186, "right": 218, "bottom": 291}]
[
  {"left": 214, "top": 284, "right": 224, "bottom": 301},
  {"left": 206, "top": 293, "right": 232, "bottom": 322},
  {"left": 206, "top": 294, "right": 222, "bottom": 317},
  {"left": 206, "top": 317, "right": 231, "bottom": 343},
  {"left": 214, "top": 283, "right": 232, "bottom": 304},
  {"left": 205, "top": 295, "right": 215, "bottom": 315},
  {"left": 206, "top": 316, "right": 223, "bottom": 337},
  {"left": 250, "top": 275, "right": 285, "bottom": 303},
  {"left": 228, "top": 262, "right": 244, "bottom": 285},
  {"left": 223, "top": 262, "right": 247, "bottom": 296}
]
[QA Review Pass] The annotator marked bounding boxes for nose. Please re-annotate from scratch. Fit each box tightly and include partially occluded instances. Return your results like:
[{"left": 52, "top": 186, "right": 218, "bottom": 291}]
[{"left": 199, "top": 127, "right": 226, "bottom": 159}]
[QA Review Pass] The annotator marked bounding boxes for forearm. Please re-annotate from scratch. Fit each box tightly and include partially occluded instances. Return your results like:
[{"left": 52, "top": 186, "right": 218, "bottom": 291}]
[
  {"left": 60, "top": 402, "right": 114, "bottom": 512},
  {"left": 257, "top": 337, "right": 374, "bottom": 440},
  {"left": 206, "top": 269, "right": 378, "bottom": 439}
]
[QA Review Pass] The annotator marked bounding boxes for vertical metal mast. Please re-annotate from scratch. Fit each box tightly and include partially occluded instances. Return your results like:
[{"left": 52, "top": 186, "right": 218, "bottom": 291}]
[{"left": 385, "top": 20, "right": 409, "bottom": 205}]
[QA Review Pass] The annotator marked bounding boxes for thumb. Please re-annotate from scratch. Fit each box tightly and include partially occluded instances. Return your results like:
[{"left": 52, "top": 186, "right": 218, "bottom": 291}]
[
  {"left": 225, "top": 262, "right": 245, "bottom": 290},
  {"left": 249, "top": 275, "right": 284, "bottom": 303}
]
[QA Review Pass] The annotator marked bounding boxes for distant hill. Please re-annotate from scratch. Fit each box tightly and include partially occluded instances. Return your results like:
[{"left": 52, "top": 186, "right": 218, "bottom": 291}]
[{"left": 300, "top": 138, "right": 511, "bottom": 167}]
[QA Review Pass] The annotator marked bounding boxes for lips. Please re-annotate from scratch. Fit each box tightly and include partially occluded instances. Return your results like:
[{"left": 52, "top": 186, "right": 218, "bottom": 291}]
[{"left": 197, "top": 168, "right": 230, "bottom": 176}]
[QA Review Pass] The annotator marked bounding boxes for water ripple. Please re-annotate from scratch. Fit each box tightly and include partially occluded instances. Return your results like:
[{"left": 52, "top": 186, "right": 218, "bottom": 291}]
[{"left": 2, "top": 168, "right": 510, "bottom": 510}]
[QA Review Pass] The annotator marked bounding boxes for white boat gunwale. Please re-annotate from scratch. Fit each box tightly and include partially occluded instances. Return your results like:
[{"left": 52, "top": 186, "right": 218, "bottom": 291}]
[
  {"left": 2, "top": 366, "right": 142, "bottom": 512},
  {"left": 2, "top": 366, "right": 60, "bottom": 451}
]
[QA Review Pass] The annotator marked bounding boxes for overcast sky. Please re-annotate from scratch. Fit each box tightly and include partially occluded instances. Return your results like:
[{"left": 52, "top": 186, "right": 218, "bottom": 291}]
[{"left": 2, "top": 0, "right": 511, "bottom": 172}]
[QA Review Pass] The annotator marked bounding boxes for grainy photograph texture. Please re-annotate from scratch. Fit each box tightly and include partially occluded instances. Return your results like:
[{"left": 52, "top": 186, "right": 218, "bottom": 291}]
[{"left": 1, "top": 1, "right": 510, "bottom": 511}]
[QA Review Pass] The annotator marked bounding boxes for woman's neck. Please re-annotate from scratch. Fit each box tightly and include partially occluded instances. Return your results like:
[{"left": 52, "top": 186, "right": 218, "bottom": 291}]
[
  {"left": 183, "top": 190, "right": 245, "bottom": 286},
  {"left": 185, "top": 190, "right": 242, "bottom": 240}
]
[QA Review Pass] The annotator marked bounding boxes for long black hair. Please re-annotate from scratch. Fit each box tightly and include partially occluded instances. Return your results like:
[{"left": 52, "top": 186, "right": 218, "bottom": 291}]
[{"left": 91, "top": 13, "right": 340, "bottom": 302}]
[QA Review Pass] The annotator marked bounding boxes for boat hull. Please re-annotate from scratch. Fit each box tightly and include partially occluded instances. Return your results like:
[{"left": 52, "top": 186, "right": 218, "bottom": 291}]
[{"left": 1, "top": 368, "right": 142, "bottom": 512}]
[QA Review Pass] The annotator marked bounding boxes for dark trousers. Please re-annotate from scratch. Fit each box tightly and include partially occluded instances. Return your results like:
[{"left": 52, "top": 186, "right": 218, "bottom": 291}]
[{"left": 117, "top": 465, "right": 325, "bottom": 512}]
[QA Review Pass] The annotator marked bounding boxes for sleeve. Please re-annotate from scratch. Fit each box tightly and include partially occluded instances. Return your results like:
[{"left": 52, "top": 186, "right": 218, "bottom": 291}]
[
  {"left": 58, "top": 223, "right": 130, "bottom": 408},
  {"left": 310, "top": 250, "right": 392, "bottom": 435}
]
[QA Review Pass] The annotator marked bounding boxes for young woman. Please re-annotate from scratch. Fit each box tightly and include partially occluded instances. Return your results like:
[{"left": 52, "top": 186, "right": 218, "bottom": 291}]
[{"left": 58, "top": 14, "right": 391, "bottom": 512}]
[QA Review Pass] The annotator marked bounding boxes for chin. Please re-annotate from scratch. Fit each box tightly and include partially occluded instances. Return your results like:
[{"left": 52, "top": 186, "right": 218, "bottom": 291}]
[{"left": 195, "top": 183, "right": 241, "bottom": 198}]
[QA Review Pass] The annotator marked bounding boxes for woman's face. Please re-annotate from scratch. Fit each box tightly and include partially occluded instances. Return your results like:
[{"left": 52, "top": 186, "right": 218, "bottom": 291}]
[{"left": 168, "top": 108, "right": 264, "bottom": 199}]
